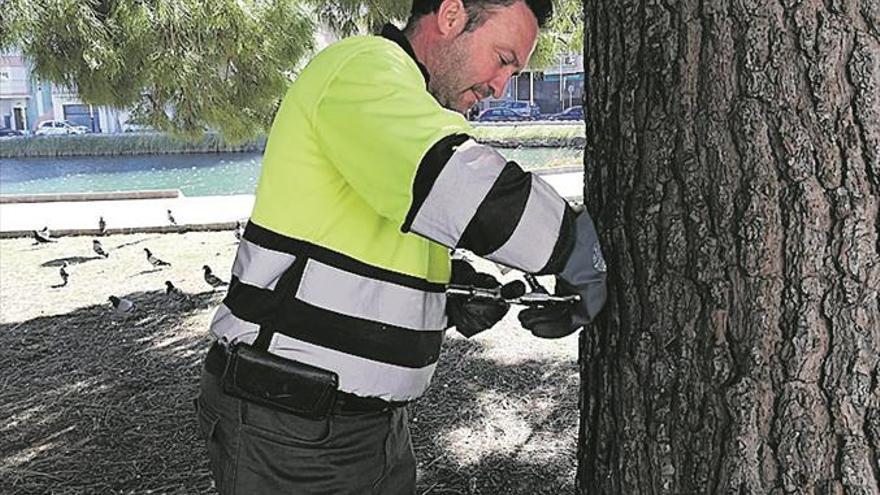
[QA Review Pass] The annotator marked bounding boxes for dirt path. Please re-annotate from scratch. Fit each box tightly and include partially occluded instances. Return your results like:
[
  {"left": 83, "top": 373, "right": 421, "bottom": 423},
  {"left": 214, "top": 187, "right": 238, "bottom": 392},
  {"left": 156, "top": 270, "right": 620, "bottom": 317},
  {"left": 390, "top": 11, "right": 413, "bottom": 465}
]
[{"left": 0, "top": 232, "right": 579, "bottom": 494}]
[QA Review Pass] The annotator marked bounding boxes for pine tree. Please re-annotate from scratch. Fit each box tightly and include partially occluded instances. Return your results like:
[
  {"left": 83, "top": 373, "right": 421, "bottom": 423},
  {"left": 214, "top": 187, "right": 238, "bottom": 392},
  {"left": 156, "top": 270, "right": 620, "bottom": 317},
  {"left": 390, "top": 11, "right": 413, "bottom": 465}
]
[{"left": 577, "top": 0, "right": 880, "bottom": 491}]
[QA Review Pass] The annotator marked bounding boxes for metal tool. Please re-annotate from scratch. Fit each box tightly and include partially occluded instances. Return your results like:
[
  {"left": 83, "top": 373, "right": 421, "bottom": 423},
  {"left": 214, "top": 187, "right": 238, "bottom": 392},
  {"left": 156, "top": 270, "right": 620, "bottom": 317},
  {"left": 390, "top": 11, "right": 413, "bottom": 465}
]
[{"left": 446, "top": 278, "right": 580, "bottom": 307}]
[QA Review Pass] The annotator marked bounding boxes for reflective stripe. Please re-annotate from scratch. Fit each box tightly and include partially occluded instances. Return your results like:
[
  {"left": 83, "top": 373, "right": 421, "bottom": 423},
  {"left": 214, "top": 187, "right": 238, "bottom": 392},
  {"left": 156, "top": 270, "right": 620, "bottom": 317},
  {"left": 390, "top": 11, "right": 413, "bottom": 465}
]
[
  {"left": 410, "top": 139, "right": 506, "bottom": 247},
  {"left": 231, "top": 239, "right": 296, "bottom": 290},
  {"left": 208, "top": 303, "right": 259, "bottom": 344},
  {"left": 295, "top": 259, "right": 447, "bottom": 330},
  {"left": 485, "top": 174, "right": 566, "bottom": 272},
  {"left": 269, "top": 333, "right": 438, "bottom": 401}
]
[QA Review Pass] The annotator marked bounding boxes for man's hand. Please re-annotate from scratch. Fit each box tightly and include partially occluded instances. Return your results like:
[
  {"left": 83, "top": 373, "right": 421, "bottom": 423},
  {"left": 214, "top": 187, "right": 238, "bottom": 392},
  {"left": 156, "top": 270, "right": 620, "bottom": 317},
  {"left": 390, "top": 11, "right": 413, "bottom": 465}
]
[
  {"left": 517, "top": 278, "right": 590, "bottom": 338},
  {"left": 518, "top": 209, "right": 607, "bottom": 339},
  {"left": 446, "top": 259, "right": 509, "bottom": 337}
]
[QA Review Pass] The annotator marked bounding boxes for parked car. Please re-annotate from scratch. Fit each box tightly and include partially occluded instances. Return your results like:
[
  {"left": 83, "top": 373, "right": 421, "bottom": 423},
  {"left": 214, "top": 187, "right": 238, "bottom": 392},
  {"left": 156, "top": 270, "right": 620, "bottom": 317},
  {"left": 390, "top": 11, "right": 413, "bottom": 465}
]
[
  {"left": 121, "top": 120, "right": 154, "bottom": 133},
  {"left": 34, "top": 120, "right": 89, "bottom": 136},
  {"left": 545, "top": 106, "right": 584, "bottom": 121},
  {"left": 492, "top": 100, "right": 541, "bottom": 120},
  {"left": 0, "top": 127, "right": 24, "bottom": 137},
  {"left": 477, "top": 107, "right": 531, "bottom": 122}
]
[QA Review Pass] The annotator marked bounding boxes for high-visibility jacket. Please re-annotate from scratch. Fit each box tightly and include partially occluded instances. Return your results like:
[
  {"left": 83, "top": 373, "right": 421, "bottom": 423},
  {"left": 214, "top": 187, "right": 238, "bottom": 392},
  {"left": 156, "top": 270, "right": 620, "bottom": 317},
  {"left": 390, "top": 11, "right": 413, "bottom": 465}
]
[{"left": 209, "top": 25, "right": 575, "bottom": 401}]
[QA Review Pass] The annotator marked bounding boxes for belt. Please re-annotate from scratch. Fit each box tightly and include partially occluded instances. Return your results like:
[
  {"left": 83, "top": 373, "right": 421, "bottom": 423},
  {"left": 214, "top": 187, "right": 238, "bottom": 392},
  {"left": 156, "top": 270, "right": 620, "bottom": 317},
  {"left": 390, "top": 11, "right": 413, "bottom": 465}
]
[{"left": 204, "top": 341, "right": 407, "bottom": 415}]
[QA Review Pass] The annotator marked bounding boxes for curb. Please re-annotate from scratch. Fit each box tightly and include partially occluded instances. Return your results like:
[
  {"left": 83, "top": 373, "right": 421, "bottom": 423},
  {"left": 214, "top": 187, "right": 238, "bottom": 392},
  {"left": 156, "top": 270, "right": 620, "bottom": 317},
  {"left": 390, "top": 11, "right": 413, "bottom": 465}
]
[
  {"left": 0, "top": 189, "right": 182, "bottom": 204},
  {"left": 0, "top": 221, "right": 242, "bottom": 239}
]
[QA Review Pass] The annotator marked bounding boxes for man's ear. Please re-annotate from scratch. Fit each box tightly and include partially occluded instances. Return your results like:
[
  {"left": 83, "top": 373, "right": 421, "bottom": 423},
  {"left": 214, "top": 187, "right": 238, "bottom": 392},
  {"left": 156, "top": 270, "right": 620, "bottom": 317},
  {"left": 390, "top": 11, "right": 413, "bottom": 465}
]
[{"left": 436, "top": 0, "right": 468, "bottom": 37}]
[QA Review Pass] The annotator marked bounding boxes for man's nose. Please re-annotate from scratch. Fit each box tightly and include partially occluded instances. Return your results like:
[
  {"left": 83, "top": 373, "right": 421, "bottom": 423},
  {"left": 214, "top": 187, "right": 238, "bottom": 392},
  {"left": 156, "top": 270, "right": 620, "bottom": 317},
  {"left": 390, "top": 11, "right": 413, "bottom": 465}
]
[{"left": 489, "top": 74, "right": 509, "bottom": 99}]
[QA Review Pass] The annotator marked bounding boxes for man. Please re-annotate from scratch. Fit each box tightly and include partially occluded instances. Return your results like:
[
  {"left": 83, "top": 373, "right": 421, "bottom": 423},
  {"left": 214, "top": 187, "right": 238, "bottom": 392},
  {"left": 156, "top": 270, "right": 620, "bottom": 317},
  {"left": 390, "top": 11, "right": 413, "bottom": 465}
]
[{"left": 195, "top": 0, "right": 607, "bottom": 493}]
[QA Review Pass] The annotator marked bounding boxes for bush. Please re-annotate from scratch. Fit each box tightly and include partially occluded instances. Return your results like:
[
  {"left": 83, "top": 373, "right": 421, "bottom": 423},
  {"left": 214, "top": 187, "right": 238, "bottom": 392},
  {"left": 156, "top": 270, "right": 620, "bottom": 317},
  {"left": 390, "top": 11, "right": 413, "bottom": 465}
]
[{"left": 0, "top": 125, "right": 584, "bottom": 158}]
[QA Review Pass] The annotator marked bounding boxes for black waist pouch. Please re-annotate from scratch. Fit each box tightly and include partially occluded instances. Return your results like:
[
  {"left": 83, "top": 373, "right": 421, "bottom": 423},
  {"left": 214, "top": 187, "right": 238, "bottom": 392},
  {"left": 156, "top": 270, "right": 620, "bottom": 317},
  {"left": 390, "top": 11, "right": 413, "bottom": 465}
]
[{"left": 222, "top": 343, "right": 339, "bottom": 419}]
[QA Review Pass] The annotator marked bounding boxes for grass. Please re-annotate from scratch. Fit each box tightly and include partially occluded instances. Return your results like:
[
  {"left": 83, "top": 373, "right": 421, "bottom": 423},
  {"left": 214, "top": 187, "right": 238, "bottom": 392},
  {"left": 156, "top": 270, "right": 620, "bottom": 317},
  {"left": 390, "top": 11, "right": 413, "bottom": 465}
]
[
  {"left": 0, "top": 124, "right": 584, "bottom": 158},
  {"left": 0, "top": 232, "right": 579, "bottom": 494},
  {"left": 471, "top": 123, "right": 584, "bottom": 143},
  {"left": 0, "top": 133, "right": 265, "bottom": 159}
]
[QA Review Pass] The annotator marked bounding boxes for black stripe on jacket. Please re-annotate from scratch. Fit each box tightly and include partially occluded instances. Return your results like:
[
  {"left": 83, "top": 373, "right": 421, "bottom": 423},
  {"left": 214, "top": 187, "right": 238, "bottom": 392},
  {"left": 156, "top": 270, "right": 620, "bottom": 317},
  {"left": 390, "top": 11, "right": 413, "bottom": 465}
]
[
  {"left": 243, "top": 222, "right": 446, "bottom": 293},
  {"left": 224, "top": 275, "right": 444, "bottom": 369},
  {"left": 537, "top": 205, "right": 576, "bottom": 275},
  {"left": 275, "top": 299, "right": 443, "bottom": 369},
  {"left": 400, "top": 135, "right": 578, "bottom": 276},
  {"left": 457, "top": 161, "right": 531, "bottom": 255},
  {"left": 403, "top": 133, "right": 471, "bottom": 232}
]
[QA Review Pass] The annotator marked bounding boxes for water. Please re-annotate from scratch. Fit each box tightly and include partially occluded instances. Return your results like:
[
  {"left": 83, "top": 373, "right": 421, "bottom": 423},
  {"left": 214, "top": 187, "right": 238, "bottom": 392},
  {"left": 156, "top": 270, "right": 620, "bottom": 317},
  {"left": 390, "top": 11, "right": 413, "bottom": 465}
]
[
  {"left": 0, "top": 153, "right": 263, "bottom": 197},
  {"left": 0, "top": 148, "right": 583, "bottom": 197}
]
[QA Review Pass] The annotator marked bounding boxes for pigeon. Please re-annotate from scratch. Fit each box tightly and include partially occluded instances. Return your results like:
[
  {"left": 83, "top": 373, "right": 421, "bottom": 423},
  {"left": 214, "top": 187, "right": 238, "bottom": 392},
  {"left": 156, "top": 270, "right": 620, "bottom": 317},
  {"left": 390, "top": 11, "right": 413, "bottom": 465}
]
[
  {"left": 165, "top": 280, "right": 184, "bottom": 298},
  {"left": 34, "top": 229, "right": 56, "bottom": 243},
  {"left": 167, "top": 209, "right": 178, "bottom": 226},
  {"left": 203, "top": 265, "right": 228, "bottom": 289},
  {"left": 234, "top": 220, "right": 245, "bottom": 241},
  {"left": 108, "top": 295, "right": 134, "bottom": 315},
  {"left": 59, "top": 262, "right": 69, "bottom": 286},
  {"left": 93, "top": 239, "right": 109, "bottom": 258},
  {"left": 144, "top": 248, "right": 171, "bottom": 267},
  {"left": 98, "top": 216, "right": 106, "bottom": 235}
]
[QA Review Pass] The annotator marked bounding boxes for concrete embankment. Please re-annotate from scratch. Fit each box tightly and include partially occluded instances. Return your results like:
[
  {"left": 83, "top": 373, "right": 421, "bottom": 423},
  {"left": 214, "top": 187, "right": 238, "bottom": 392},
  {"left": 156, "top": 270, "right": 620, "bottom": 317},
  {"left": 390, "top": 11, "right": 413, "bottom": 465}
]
[{"left": 0, "top": 168, "right": 584, "bottom": 238}]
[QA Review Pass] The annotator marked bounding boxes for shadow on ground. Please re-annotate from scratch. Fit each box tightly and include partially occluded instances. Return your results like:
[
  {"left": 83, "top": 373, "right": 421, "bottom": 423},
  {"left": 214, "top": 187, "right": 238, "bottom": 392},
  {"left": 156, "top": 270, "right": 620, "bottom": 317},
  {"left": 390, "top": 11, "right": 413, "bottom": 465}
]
[
  {"left": 411, "top": 337, "right": 579, "bottom": 495},
  {"left": 113, "top": 236, "right": 160, "bottom": 250},
  {"left": 0, "top": 295, "right": 579, "bottom": 495},
  {"left": 131, "top": 268, "right": 167, "bottom": 277},
  {"left": 40, "top": 256, "right": 104, "bottom": 268},
  {"left": 0, "top": 290, "right": 219, "bottom": 494}
]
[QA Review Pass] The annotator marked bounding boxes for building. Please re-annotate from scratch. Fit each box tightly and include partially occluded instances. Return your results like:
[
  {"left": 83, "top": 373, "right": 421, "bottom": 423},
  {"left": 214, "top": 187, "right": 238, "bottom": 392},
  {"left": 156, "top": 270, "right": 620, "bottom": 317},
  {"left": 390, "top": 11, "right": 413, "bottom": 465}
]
[
  {"left": 0, "top": 51, "right": 50, "bottom": 131},
  {"left": 475, "top": 52, "right": 585, "bottom": 116},
  {"left": 0, "top": 49, "right": 127, "bottom": 133},
  {"left": 49, "top": 84, "right": 128, "bottom": 133},
  {"left": 538, "top": 52, "right": 584, "bottom": 113}
]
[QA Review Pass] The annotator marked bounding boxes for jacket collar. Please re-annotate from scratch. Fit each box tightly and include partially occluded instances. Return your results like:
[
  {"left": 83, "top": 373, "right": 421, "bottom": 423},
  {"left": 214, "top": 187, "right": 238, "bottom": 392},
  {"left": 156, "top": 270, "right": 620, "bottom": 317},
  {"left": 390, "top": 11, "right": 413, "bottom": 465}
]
[{"left": 380, "top": 24, "right": 431, "bottom": 87}]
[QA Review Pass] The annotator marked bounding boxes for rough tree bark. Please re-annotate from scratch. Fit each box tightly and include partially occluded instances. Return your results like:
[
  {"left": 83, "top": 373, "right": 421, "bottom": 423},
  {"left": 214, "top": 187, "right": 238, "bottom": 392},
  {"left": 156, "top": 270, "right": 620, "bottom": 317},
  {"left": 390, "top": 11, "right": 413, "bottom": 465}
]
[{"left": 577, "top": 0, "right": 880, "bottom": 493}]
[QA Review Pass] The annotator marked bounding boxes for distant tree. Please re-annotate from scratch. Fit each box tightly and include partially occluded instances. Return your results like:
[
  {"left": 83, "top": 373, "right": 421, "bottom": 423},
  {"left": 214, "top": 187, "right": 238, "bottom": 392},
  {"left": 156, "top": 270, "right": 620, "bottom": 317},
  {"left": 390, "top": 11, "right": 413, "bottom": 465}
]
[
  {"left": 311, "top": 0, "right": 584, "bottom": 67},
  {"left": 531, "top": 0, "right": 581, "bottom": 68},
  {"left": 0, "top": 0, "right": 315, "bottom": 141},
  {"left": 311, "top": 0, "right": 411, "bottom": 35},
  {"left": 0, "top": 0, "right": 581, "bottom": 141}
]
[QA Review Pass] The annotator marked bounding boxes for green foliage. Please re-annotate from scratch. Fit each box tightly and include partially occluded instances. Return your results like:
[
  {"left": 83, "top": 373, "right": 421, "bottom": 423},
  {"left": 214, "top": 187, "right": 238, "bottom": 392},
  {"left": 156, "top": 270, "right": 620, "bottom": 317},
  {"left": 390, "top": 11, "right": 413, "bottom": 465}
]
[
  {"left": 0, "top": 132, "right": 265, "bottom": 158},
  {"left": 0, "top": 0, "right": 580, "bottom": 141},
  {"left": 530, "top": 0, "right": 582, "bottom": 68},
  {"left": 1, "top": 0, "right": 314, "bottom": 142},
  {"left": 305, "top": 0, "right": 412, "bottom": 35},
  {"left": 471, "top": 122, "right": 584, "bottom": 141},
  {"left": 309, "top": 0, "right": 582, "bottom": 65}
]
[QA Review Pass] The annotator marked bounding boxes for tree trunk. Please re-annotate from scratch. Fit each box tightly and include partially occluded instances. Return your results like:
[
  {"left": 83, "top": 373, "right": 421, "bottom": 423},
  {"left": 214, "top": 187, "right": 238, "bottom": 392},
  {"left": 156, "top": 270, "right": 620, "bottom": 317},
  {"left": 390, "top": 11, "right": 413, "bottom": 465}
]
[{"left": 577, "top": 0, "right": 880, "bottom": 493}]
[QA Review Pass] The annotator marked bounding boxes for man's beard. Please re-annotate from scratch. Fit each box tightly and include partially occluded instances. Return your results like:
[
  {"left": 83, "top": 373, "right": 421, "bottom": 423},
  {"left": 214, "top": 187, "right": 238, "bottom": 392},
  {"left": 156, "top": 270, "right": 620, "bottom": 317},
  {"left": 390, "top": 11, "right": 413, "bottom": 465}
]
[{"left": 427, "top": 36, "right": 474, "bottom": 113}]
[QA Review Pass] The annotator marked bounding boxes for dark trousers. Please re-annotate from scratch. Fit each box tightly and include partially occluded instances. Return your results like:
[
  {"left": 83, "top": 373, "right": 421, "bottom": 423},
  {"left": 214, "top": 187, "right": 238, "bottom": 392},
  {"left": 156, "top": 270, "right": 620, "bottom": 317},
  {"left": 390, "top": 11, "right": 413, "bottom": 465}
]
[{"left": 195, "top": 367, "right": 416, "bottom": 494}]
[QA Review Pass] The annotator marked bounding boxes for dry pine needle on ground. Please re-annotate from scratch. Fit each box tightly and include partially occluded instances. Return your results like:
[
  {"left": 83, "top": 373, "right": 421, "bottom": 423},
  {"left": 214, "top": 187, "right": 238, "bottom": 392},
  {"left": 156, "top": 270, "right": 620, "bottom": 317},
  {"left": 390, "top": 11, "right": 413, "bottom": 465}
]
[{"left": 0, "top": 232, "right": 578, "bottom": 494}]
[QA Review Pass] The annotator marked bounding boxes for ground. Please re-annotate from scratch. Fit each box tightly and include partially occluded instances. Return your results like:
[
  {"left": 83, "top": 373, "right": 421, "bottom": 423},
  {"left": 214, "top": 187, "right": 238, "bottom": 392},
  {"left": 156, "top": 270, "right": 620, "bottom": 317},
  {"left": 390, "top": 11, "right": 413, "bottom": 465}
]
[{"left": 0, "top": 231, "right": 579, "bottom": 494}]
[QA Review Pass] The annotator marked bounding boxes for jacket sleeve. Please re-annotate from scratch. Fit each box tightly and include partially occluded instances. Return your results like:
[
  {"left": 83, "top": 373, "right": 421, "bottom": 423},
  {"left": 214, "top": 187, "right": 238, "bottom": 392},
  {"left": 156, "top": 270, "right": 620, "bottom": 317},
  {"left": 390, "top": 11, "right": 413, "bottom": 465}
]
[{"left": 314, "top": 44, "right": 576, "bottom": 275}]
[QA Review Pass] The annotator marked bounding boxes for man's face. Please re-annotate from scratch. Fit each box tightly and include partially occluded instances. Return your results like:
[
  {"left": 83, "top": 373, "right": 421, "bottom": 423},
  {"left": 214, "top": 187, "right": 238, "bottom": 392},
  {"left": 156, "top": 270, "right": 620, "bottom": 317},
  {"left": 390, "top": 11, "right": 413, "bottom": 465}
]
[{"left": 428, "top": 1, "right": 539, "bottom": 113}]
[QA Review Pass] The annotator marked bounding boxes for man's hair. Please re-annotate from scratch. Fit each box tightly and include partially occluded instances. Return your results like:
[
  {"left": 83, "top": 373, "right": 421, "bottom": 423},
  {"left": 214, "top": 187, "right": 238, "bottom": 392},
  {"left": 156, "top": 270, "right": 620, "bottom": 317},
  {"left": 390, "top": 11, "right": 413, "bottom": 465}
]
[{"left": 406, "top": 0, "right": 553, "bottom": 33}]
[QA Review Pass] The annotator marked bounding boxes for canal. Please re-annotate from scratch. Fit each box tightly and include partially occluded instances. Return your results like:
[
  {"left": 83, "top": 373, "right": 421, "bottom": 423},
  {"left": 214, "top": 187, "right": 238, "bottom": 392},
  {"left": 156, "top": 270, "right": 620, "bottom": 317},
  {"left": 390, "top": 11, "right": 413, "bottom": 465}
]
[{"left": 0, "top": 147, "right": 583, "bottom": 197}]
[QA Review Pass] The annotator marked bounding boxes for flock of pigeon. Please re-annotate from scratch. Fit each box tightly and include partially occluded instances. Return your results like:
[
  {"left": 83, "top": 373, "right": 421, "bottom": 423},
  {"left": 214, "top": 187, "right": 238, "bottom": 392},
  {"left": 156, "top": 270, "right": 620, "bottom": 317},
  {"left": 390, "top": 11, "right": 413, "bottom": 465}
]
[
  {"left": 35, "top": 208, "right": 186, "bottom": 242},
  {"left": 32, "top": 217, "right": 246, "bottom": 316}
]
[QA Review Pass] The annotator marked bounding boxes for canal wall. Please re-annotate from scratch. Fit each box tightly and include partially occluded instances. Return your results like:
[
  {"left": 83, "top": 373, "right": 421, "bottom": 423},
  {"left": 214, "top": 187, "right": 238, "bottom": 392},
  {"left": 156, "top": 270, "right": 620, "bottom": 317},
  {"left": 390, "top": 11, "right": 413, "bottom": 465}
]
[
  {"left": 0, "top": 124, "right": 585, "bottom": 159},
  {"left": 0, "top": 168, "right": 584, "bottom": 238}
]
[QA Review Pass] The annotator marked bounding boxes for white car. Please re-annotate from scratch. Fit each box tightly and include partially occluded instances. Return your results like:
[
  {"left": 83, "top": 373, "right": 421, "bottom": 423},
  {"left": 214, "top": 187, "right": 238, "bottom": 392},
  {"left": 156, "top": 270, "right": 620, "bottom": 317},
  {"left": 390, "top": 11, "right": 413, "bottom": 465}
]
[
  {"left": 121, "top": 120, "right": 154, "bottom": 133},
  {"left": 35, "top": 120, "right": 89, "bottom": 136}
]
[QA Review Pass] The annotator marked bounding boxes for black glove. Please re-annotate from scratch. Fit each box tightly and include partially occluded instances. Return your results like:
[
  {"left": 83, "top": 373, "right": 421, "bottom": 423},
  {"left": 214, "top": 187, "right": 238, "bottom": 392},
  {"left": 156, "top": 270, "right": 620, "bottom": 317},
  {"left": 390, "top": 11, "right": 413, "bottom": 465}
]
[
  {"left": 446, "top": 259, "right": 510, "bottom": 337},
  {"left": 518, "top": 210, "right": 607, "bottom": 339},
  {"left": 517, "top": 278, "right": 591, "bottom": 338}
]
